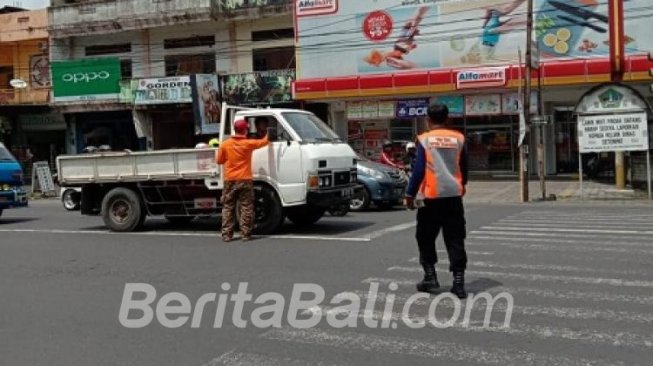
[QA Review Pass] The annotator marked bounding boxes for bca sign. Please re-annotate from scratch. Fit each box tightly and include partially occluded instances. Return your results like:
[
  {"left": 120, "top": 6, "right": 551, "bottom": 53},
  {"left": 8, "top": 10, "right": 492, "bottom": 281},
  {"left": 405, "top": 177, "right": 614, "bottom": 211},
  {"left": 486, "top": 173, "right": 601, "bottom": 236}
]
[
  {"left": 296, "top": 0, "right": 338, "bottom": 17},
  {"left": 457, "top": 67, "right": 506, "bottom": 89},
  {"left": 396, "top": 99, "right": 429, "bottom": 119}
]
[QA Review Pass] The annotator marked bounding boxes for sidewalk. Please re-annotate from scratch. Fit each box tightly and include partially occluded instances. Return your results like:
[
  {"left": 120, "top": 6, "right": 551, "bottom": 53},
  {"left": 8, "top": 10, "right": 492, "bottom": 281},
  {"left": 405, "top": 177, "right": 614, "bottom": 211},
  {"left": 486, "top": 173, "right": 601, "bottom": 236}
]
[{"left": 465, "top": 179, "right": 650, "bottom": 203}]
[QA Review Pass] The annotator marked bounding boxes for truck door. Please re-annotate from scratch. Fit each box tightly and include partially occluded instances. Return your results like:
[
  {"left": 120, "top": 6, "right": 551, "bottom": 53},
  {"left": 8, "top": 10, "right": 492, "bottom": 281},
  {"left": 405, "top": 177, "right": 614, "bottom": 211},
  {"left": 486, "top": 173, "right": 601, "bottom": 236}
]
[{"left": 248, "top": 115, "right": 304, "bottom": 203}]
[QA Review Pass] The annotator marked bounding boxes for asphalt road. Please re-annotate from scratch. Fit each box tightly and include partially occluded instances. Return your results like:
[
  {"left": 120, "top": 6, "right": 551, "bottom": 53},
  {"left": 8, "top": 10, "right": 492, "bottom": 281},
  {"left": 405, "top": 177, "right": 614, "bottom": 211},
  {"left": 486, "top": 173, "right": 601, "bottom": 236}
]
[{"left": 1, "top": 199, "right": 652, "bottom": 366}]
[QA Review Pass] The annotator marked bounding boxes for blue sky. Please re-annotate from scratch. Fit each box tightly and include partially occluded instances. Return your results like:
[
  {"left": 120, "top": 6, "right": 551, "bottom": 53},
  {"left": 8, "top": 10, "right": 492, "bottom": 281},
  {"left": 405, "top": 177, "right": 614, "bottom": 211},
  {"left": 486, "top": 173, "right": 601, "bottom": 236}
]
[{"left": 0, "top": 0, "right": 48, "bottom": 9}]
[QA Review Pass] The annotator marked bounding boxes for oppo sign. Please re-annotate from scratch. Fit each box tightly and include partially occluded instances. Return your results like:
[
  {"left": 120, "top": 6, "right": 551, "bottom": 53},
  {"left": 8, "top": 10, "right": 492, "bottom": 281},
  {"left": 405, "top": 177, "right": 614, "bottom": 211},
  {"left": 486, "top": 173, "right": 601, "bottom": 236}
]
[{"left": 62, "top": 71, "right": 111, "bottom": 83}]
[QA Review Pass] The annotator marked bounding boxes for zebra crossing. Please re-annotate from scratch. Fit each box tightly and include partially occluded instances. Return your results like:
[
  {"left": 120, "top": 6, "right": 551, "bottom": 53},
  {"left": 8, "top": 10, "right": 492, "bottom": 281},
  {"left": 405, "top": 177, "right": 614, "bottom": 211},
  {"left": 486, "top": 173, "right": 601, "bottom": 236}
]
[{"left": 204, "top": 208, "right": 653, "bottom": 366}]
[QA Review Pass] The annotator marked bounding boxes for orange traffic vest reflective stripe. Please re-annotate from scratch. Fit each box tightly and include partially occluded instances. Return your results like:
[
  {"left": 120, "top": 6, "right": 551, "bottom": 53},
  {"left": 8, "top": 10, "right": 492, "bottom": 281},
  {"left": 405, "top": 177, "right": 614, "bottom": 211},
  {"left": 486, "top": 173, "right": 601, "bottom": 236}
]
[{"left": 417, "top": 128, "right": 465, "bottom": 199}]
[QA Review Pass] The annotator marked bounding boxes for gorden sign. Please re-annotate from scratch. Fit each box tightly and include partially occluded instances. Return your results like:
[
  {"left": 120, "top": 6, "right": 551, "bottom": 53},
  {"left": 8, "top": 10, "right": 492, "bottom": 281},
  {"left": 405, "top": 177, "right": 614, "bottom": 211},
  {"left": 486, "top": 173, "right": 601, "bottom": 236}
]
[{"left": 51, "top": 58, "right": 121, "bottom": 102}]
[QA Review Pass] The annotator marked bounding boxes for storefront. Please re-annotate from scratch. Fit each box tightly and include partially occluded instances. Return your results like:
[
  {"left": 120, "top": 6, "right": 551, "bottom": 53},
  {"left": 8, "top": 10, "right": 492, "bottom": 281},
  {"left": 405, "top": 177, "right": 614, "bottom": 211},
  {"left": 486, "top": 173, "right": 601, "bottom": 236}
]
[
  {"left": 14, "top": 112, "right": 66, "bottom": 170},
  {"left": 339, "top": 90, "right": 540, "bottom": 173},
  {"left": 292, "top": 0, "right": 653, "bottom": 176},
  {"left": 132, "top": 76, "right": 195, "bottom": 149}
]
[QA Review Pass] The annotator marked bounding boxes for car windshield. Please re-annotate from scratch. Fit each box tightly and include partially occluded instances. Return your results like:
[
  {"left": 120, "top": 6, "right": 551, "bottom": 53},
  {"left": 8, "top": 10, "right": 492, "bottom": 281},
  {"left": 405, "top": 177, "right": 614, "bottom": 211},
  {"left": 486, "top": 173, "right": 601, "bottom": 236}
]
[
  {"left": 282, "top": 112, "right": 340, "bottom": 142},
  {"left": 0, "top": 144, "right": 16, "bottom": 161}
]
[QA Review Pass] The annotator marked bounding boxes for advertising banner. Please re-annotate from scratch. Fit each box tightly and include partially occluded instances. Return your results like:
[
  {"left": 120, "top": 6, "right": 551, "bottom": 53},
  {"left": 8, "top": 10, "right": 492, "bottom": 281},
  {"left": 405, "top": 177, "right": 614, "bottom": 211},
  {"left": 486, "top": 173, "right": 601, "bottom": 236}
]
[
  {"left": 431, "top": 96, "right": 464, "bottom": 116},
  {"left": 51, "top": 58, "right": 121, "bottom": 102},
  {"left": 465, "top": 94, "right": 501, "bottom": 116},
  {"left": 222, "top": 70, "right": 294, "bottom": 105},
  {"left": 191, "top": 74, "right": 222, "bottom": 135},
  {"left": 134, "top": 76, "right": 192, "bottom": 105},
  {"left": 295, "top": 0, "right": 653, "bottom": 79},
  {"left": 396, "top": 99, "right": 429, "bottom": 119},
  {"left": 578, "top": 113, "right": 649, "bottom": 153}
]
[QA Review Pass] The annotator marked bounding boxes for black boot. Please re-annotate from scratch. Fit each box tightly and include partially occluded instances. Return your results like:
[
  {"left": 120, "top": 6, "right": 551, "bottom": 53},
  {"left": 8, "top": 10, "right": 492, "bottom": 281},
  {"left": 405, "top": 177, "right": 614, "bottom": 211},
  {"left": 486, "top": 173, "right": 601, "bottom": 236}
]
[
  {"left": 416, "top": 264, "right": 440, "bottom": 293},
  {"left": 451, "top": 271, "right": 467, "bottom": 299}
]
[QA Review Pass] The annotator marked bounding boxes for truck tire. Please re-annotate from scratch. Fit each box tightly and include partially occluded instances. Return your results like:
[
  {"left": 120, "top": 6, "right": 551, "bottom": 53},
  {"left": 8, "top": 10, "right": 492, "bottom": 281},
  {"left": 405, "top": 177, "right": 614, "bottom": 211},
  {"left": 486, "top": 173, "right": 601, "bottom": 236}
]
[
  {"left": 102, "top": 187, "right": 146, "bottom": 232},
  {"left": 62, "top": 189, "right": 81, "bottom": 211},
  {"left": 253, "top": 185, "right": 285, "bottom": 235},
  {"left": 286, "top": 206, "right": 325, "bottom": 226}
]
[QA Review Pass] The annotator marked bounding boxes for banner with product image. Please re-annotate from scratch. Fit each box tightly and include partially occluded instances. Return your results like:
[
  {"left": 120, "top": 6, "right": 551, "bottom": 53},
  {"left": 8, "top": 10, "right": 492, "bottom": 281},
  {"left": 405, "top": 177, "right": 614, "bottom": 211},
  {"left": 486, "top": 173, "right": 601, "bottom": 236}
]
[{"left": 295, "top": 0, "right": 653, "bottom": 79}]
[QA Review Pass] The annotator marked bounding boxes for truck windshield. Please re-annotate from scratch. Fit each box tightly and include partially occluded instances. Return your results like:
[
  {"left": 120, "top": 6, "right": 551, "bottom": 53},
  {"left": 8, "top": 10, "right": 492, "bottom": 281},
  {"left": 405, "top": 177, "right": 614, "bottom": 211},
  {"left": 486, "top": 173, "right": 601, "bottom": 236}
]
[
  {"left": 282, "top": 112, "right": 340, "bottom": 143},
  {"left": 0, "top": 145, "right": 16, "bottom": 161}
]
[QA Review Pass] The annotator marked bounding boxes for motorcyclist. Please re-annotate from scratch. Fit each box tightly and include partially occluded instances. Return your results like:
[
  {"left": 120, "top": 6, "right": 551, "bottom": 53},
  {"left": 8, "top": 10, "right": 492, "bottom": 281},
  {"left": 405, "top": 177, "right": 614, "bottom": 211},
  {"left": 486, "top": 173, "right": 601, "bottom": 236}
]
[
  {"left": 403, "top": 142, "right": 417, "bottom": 173},
  {"left": 379, "top": 141, "right": 404, "bottom": 169}
]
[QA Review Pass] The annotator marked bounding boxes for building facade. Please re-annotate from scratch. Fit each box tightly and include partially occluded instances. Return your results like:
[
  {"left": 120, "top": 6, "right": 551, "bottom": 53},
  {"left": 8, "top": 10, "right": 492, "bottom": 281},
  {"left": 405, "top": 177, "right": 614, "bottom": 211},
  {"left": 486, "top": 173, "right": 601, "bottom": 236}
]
[
  {"left": 0, "top": 7, "right": 61, "bottom": 174},
  {"left": 47, "top": 0, "right": 296, "bottom": 152},
  {"left": 292, "top": 0, "right": 653, "bottom": 176}
]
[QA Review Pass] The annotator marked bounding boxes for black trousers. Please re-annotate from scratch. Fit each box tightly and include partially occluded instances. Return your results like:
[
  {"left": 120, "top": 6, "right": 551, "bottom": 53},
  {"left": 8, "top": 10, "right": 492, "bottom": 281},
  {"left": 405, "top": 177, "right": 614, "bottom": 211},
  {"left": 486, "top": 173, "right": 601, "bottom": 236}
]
[{"left": 416, "top": 196, "right": 467, "bottom": 272}]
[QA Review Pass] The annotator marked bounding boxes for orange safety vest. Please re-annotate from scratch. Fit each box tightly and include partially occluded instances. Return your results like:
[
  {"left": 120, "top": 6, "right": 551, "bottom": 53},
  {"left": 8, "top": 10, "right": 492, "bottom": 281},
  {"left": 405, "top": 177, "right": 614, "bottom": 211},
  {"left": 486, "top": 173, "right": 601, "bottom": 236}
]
[{"left": 416, "top": 128, "right": 465, "bottom": 199}]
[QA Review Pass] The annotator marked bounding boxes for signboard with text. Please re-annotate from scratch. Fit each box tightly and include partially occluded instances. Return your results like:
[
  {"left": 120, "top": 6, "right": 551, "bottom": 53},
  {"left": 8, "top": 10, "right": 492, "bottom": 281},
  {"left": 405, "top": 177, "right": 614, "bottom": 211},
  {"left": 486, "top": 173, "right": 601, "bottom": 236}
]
[
  {"left": 578, "top": 113, "right": 649, "bottom": 153},
  {"left": 396, "top": 99, "right": 429, "bottom": 119},
  {"left": 51, "top": 58, "right": 121, "bottom": 102},
  {"left": 134, "top": 76, "right": 192, "bottom": 105}
]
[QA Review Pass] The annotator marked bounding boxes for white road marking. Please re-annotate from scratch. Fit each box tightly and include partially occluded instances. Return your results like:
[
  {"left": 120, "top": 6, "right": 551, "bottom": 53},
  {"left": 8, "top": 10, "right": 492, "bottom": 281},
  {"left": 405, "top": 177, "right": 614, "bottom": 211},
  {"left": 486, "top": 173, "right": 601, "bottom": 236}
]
[
  {"left": 470, "top": 230, "right": 653, "bottom": 244},
  {"left": 339, "top": 289, "right": 653, "bottom": 325},
  {"left": 383, "top": 267, "right": 653, "bottom": 288},
  {"left": 467, "top": 237, "right": 653, "bottom": 255},
  {"left": 496, "top": 221, "right": 653, "bottom": 230},
  {"left": 360, "top": 280, "right": 653, "bottom": 306},
  {"left": 302, "top": 305, "right": 653, "bottom": 348},
  {"left": 391, "top": 260, "right": 648, "bottom": 277},
  {"left": 481, "top": 226, "right": 653, "bottom": 235},
  {"left": 202, "top": 350, "right": 346, "bottom": 366},
  {"left": 468, "top": 234, "right": 653, "bottom": 249},
  {"left": 263, "top": 327, "right": 633, "bottom": 366},
  {"left": 0, "top": 228, "right": 372, "bottom": 242},
  {"left": 366, "top": 222, "right": 416, "bottom": 239}
]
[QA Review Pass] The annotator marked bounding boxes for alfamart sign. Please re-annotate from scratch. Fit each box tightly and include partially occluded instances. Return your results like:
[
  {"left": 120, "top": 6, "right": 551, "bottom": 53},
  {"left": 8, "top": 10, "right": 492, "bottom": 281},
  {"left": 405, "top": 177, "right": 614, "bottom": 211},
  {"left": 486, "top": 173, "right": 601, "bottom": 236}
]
[
  {"left": 456, "top": 67, "right": 506, "bottom": 89},
  {"left": 51, "top": 58, "right": 121, "bottom": 102}
]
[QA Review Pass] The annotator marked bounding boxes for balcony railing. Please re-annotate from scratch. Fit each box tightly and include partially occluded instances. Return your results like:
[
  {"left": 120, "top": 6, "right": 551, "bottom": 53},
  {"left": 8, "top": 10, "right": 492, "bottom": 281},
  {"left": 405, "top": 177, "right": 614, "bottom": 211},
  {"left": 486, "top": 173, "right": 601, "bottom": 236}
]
[
  {"left": 215, "top": 0, "right": 291, "bottom": 19},
  {"left": 0, "top": 88, "right": 50, "bottom": 105},
  {"left": 49, "top": 0, "right": 214, "bottom": 38}
]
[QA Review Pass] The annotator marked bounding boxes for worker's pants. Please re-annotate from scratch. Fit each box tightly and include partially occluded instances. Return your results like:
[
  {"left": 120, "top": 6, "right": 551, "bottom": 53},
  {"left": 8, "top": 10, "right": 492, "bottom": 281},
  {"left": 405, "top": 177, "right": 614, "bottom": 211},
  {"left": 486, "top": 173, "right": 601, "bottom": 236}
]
[
  {"left": 415, "top": 196, "right": 468, "bottom": 272},
  {"left": 221, "top": 180, "right": 255, "bottom": 239}
]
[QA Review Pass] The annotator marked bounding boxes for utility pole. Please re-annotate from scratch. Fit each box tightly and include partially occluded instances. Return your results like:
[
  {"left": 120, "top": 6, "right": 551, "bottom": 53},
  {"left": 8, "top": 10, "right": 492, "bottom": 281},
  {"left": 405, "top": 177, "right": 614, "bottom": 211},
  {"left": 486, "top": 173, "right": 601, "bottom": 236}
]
[{"left": 521, "top": 0, "right": 534, "bottom": 203}]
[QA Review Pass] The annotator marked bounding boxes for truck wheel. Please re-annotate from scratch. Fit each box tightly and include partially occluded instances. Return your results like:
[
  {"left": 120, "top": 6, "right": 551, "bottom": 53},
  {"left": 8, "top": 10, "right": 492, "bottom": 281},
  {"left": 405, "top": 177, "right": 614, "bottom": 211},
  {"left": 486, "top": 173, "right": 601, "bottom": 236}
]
[
  {"left": 62, "top": 189, "right": 81, "bottom": 211},
  {"left": 101, "top": 187, "right": 146, "bottom": 232},
  {"left": 286, "top": 206, "right": 325, "bottom": 226},
  {"left": 253, "top": 185, "right": 284, "bottom": 235},
  {"left": 350, "top": 188, "right": 370, "bottom": 211}
]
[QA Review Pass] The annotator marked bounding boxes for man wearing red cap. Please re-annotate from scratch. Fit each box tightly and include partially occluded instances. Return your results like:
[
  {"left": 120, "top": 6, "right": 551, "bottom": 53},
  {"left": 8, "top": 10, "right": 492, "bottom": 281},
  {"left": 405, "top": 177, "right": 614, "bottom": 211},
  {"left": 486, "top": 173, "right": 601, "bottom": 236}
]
[{"left": 216, "top": 119, "right": 269, "bottom": 242}]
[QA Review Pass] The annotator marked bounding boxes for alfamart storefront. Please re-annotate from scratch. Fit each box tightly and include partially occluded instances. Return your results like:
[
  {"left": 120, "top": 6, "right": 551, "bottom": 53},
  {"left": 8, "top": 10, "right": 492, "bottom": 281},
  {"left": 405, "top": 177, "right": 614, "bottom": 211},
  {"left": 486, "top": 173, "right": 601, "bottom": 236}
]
[{"left": 292, "top": 0, "right": 653, "bottom": 174}]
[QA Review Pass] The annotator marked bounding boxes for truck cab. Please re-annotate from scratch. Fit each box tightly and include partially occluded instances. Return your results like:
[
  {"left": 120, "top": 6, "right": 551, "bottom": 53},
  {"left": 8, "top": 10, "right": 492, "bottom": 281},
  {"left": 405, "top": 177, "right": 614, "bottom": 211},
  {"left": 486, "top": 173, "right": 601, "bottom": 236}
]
[
  {"left": 221, "top": 106, "right": 358, "bottom": 232},
  {"left": 0, "top": 143, "right": 28, "bottom": 217}
]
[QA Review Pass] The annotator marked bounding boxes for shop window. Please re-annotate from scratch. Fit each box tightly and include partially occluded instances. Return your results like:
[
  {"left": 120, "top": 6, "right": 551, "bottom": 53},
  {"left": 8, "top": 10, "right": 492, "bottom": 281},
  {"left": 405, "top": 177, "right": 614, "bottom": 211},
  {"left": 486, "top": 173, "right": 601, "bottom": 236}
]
[
  {"left": 120, "top": 60, "right": 132, "bottom": 79},
  {"left": 465, "top": 115, "right": 516, "bottom": 172},
  {"left": 252, "top": 47, "right": 295, "bottom": 71},
  {"left": 165, "top": 54, "right": 216, "bottom": 76},
  {"left": 85, "top": 43, "right": 132, "bottom": 56},
  {"left": 252, "top": 28, "right": 294, "bottom": 42},
  {"left": 164, "top": 36, "right": 215, "bottom": 49}
]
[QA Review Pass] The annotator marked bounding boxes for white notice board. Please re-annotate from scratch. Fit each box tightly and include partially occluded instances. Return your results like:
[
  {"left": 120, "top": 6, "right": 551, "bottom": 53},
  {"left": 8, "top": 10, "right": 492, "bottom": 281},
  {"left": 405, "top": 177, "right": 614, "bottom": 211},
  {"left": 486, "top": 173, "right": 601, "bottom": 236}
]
[
  {"left": 577, "top": 112, "right": 649, "bottom": 153},
  {"left": 31, "top": 161, "right": 56, "bottom": 195}
]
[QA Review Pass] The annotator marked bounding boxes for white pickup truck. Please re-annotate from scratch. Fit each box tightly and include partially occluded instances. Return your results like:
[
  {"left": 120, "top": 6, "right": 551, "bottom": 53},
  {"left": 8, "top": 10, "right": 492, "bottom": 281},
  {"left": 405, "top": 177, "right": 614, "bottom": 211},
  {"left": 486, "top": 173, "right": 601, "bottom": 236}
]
[{"left": 56, "top": 104, "right": 359, "bottom": 233}]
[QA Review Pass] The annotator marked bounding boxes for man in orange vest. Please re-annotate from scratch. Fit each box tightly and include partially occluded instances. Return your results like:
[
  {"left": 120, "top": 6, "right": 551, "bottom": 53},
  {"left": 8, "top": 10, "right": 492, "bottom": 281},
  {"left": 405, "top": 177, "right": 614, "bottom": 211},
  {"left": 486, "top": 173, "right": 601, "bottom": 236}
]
[
  {"left": 404, "top": 103, "right": 469, "bottom": 299},
  {"left": 216, "top": 119, "right": 269, "bottom": 242}
]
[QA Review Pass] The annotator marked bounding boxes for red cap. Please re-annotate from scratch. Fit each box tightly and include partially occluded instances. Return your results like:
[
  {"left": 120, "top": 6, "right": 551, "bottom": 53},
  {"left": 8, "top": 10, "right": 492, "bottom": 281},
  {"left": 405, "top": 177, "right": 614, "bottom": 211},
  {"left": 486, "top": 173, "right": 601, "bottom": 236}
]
[{"left": 233, "top": 119, "right": 249, "bottom": 134}]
